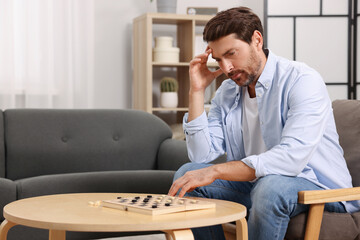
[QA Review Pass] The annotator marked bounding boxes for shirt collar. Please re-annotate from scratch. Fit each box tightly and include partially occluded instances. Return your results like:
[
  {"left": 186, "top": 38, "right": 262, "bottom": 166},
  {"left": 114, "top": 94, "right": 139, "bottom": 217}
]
[
  {"left": 234, "top": 49, "right": 276, "bottom": 94},
  {"left": 256, "top": 49, "right": 276, "bottom": 89}
]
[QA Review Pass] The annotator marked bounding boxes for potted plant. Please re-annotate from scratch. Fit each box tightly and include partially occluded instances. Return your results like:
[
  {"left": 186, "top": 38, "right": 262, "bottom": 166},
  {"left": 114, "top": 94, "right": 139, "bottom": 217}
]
[{"left": 160, "top": 77, "right": 178, "bottom": 108}]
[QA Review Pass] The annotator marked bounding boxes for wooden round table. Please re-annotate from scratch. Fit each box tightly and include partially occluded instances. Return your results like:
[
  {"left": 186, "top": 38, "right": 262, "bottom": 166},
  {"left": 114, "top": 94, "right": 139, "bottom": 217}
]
[{"left": 0, "top": 193, "right": 247, "bottom": 240}]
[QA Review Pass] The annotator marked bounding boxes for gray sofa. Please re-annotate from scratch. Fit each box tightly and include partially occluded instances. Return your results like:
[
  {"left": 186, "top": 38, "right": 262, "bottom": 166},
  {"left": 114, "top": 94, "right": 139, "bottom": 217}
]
[
  {"left": 0, "top": 109, "right": 190, "bottom": 240},
  {"left": 2, "top": 100, "right": 360, "bottom": 240}
]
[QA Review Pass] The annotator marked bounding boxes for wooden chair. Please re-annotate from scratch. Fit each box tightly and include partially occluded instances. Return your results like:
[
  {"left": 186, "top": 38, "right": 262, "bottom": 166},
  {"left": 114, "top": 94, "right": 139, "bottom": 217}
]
[
  {"left": 224, "top": 100, "right": 360, "bottom": 240},
  {"left": 298, "top": 187, "right": 360, "bottom": 239}
]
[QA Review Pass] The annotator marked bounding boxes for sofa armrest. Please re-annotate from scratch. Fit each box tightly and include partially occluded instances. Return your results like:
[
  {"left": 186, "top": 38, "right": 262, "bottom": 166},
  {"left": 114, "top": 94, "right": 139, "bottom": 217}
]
[
  {"left": 157, "top": 139, "right": 190, "bottom": 171},
  {"left": 0, "top": 178, "right": 16, "bottom": 221},
  {"left": 157, "top": 139, "right": 227, "bottom": 171},
  {"left": 298, "top": 186, "right": 360, "bottom": 204},
  {"left": 298, "top": 187, "right": 360, "bottom": 240}
]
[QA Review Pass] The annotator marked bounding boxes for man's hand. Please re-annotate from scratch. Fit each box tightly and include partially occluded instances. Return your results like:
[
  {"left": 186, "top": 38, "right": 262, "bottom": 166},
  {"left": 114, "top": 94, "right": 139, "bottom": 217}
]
[
  {"left": 168, "top": 161, "right": 257, "bottom": 198},
  {"left": 168, "top": 166, "right": 218, "bottom": 198},
  {"left": 189, "top": 48, "right": 223, "bottom": 93},
  {"left": 187, "top": 48, "right": 223, "bottom": 122}
]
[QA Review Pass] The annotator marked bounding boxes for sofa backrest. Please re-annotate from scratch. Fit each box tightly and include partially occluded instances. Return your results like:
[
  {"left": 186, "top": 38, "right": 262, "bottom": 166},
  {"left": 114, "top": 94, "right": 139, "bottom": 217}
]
[
  {"left": 332, "top": 100, "right": 360, "bottom": 187},
  {"left": 4, "top": 109, "right": 172, "bottom": 180}
]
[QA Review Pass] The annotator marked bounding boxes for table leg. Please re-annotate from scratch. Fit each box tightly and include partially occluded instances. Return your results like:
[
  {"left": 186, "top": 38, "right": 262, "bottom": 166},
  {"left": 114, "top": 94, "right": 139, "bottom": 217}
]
[
  {"left": 49, "top": 229, "right": 66, "bottom": 240},
  {"left": 163, "top": 229, "right": 194, "bottom": 240},
  {"left": 236, "top": 218, "right": 248, "bottom": 240},
  {"left": 0, "top": 220, "right": 17, "bottom": 240}
]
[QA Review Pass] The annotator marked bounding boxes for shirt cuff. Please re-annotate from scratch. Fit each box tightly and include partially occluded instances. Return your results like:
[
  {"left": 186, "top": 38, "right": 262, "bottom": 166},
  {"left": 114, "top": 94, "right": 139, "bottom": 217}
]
[
  {"left": 241, "top": 155, "right": 265, "bottom": 179},
  {"left": 183, "top": 111, "right": 208, "bottom": 135}
]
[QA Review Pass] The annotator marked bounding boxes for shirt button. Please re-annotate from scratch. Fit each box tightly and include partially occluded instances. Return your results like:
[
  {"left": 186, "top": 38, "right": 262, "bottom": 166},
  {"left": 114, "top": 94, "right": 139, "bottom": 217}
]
[
  {"left": 258, "top": 94, "right": 262, "bottom": 98},
  {"left": 260, "top": 121, "right": 264, "bottom": 125}
]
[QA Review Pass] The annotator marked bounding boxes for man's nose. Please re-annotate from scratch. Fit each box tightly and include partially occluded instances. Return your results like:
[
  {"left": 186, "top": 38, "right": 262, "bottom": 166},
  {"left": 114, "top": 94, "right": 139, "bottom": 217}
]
[{"left": 221, "top": 60, "right": 234, "bottom": 73}]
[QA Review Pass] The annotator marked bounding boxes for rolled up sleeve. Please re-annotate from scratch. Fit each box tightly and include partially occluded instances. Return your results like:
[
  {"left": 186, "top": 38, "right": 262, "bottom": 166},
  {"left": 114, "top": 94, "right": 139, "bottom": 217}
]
[{"left": 183, "top": 107, "right": 225, "bottom": 163}]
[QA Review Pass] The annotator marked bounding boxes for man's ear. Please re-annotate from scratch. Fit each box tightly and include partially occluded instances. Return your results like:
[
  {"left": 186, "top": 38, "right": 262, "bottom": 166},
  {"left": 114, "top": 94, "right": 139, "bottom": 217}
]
[{"left": 252, "top": 30, "right": 263, "bottom": 50}]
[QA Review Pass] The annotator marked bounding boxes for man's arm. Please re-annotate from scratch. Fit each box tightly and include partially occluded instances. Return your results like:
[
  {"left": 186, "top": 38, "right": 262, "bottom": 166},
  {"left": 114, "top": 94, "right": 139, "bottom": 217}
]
[
  {"left": 168, "top": 161, "right": 256, "bottom": 197},
  {"left": 242, "top": 72, "right": 332, "bottom": 178},
  {"left": 182, "top": 48, "right": 226, "bottom": 163},
  {"left": 187, "top": 48, "right": 223, "bottom": 122},
  {"left": 169, "top": 49, "right": 227, "bottom": 197}
]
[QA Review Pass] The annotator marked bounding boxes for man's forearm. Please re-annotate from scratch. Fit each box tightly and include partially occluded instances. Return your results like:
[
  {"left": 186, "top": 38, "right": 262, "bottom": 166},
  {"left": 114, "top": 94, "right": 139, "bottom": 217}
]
[
  {"left": 211, "top": 160, "right": 257, "bottom": 182},
  {"left": 168, "top": 159, "right": 256, "bottom": 197},
  {"left": 188, "top": 90, "right": 205, "bottom": 122}
]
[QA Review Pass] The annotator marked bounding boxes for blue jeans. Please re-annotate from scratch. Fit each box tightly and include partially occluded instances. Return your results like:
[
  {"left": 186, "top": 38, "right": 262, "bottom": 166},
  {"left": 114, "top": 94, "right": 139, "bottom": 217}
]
[{"left": 174, "top": 163, "right": 347, "bottom": 240}]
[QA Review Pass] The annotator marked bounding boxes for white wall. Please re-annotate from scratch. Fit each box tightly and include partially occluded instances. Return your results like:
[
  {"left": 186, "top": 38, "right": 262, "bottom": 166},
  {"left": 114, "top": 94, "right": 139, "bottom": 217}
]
[
  {"left": 93, "top": 0, "right": 264, "bottom": 109},
  {"left": 265, "top": 0, "right": 350, "bottom": 100},
  {"left": 93, "top": 0, "right": 154, "bottom": 109}
]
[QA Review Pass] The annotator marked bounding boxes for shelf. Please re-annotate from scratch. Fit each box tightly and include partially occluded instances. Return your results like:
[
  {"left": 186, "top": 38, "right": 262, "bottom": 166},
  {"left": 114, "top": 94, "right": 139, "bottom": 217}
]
[
  {"left": 153, "top": 107, "right": 189, "bottom": 112},
  {"left": 153, "top": 62, "right": 218, "bottom": 67},
  {"left": 207, "top": 62, "right": 219, "bottom": 68},
  {"left": 133, "top": 13, "right": 215, "bottom": 125},
  {"left": 134, "top": 12, "right": 212, "bottom": 25},
  {"left": 153, "top": 62, "right": 189, "bottom": 67}
]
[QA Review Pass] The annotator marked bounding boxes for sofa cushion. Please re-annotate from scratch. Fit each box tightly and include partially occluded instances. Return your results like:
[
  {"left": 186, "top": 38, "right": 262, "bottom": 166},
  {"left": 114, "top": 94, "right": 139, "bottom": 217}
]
[
  {"left": 286, "top": 211, "right": 359, "bottom": 240},
  {"left": 0, "top": 178, "right": 16, "bottom": 221},
  {"left": 15, "top": 170, "right": 175, "bottom": 199},
  {"left": 354, "top": 211, "right": 360, "bottom": 240},
  {"left": 332, "top": 100, "right": 360, "bottom": 187},
  {"left": 4, "top": 109, "right": 172, "bottom": 180}
]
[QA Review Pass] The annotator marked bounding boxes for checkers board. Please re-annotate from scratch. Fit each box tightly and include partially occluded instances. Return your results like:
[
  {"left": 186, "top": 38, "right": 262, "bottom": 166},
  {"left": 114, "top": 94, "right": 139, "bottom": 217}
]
[{"left": 98, "top": 194, "right": 216, "bottom": 216}]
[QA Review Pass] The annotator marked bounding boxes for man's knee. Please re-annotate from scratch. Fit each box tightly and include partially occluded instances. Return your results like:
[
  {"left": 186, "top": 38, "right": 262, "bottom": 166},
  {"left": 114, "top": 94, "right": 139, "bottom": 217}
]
[{"left": 251, "top": 175, "right": 299, "bottom": 212}]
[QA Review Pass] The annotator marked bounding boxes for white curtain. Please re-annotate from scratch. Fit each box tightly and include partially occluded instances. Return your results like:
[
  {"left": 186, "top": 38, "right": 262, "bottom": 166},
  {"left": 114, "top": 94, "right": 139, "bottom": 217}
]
[{"left": 0, "top": 0, "right": 94, "bottom": 109}]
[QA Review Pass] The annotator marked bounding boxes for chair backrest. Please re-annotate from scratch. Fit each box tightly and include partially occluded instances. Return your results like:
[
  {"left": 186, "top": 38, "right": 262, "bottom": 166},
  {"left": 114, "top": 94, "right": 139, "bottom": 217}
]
[
  {"left": 332, "top": 100, "right": 360, "bottom": 187},
  {"left": 4, "top": 109, "right": 172, "bottom": 180}
]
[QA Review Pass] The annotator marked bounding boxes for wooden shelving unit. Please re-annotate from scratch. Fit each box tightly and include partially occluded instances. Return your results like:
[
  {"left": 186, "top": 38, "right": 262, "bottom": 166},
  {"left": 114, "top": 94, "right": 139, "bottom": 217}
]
[{"left": 132, "top": 12, "right": 217, "bottom": 120}]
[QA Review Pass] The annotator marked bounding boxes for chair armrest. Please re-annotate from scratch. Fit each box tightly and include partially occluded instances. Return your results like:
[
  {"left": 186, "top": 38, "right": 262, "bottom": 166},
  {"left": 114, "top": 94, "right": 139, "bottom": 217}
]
[
  {"left": 298, "top": 186, "right": 360, "bottom": 204},
  {"left": 297, "top": 187, "right": 360, "bottom": 240}
]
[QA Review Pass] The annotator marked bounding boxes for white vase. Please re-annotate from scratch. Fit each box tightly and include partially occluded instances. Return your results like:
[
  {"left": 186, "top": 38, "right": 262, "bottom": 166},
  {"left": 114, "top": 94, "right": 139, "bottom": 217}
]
[
  {"left": 157, "top": 0, "right": 177, "bottom": 13},
  {"left": 153, "top": 36, "right": 180, "bottom": 63},
  {"left": 160, "top": 92, "right": 178, "bottom": 108}
]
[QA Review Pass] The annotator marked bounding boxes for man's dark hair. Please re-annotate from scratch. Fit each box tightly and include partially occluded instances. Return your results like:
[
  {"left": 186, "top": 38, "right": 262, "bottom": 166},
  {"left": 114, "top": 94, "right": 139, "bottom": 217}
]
[{"left": 203, "top": 7, "right": 264, "bottom": 47}]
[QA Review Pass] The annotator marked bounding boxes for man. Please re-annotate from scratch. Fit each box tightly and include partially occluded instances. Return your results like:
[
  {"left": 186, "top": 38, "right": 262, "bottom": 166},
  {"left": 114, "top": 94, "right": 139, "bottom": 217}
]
[{"left": 168, "top": 7, "right": 360, "bottom": 240}]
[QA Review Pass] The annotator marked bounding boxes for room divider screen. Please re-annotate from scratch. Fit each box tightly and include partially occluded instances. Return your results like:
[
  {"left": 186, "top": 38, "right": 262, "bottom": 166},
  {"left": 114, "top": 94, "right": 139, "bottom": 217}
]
[{"left": 264, "top": 0, "right": 359, "bottom": 100}]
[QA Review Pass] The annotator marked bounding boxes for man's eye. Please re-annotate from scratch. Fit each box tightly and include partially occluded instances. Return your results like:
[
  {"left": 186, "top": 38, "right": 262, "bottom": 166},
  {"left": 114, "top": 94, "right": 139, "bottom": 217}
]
[{"left": 229, "top": 52, "right": 235, "bottom": 56}]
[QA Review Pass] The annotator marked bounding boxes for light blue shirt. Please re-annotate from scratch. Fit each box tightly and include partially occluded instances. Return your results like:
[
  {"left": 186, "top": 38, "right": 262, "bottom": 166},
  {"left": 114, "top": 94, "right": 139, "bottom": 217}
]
[{"left": 183, "top": 50, "right": 359, "bottom": 213}]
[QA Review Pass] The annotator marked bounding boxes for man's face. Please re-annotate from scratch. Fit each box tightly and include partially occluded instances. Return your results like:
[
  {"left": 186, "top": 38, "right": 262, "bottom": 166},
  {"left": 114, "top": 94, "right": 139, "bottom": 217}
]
[{"left": 208, "top": 33, "right": 264, "bottom": 87}]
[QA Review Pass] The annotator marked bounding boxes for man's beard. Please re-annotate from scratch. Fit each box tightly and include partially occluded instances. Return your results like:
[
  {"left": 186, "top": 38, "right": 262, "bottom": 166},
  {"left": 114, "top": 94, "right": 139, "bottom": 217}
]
[
  {"left": 228, "top": 49, "right": 262, "bottom": 87},
  {"left": 228, "top": 69, "right": 256, "bottom": 87}
]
